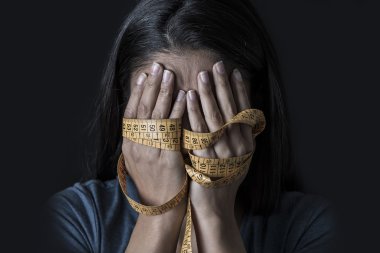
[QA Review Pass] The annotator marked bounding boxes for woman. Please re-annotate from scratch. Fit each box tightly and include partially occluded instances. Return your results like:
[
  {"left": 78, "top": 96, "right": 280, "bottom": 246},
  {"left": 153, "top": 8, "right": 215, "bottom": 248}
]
[{"left": 45, "top": 0, "right": 333, "bottom": 252}]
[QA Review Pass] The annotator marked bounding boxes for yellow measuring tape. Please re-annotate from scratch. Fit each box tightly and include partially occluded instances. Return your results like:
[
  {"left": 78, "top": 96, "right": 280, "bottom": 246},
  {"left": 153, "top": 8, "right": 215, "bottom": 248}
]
[{"left": 117, "top": 108, "right": 266, "bottom": 252}]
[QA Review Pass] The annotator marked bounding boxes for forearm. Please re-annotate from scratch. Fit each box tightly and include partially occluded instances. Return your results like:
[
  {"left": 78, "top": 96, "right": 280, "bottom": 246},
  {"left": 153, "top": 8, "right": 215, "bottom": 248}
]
[
  {"left": 125, "top": 198, "right": 187, "bottom": 253},
  {"left": 192, "top": 206, "right": 246, "bottom": 253}
]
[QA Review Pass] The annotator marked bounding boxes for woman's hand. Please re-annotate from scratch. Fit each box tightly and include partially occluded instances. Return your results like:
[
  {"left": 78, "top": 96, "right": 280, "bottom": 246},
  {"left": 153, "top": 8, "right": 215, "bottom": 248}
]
[
  {"left": 122, "top": 62, "right": 187, "bottom": 206},
  {"left": 186, "top": 61, "right": 254, "bottom": 253},
  {"left": 123, "top": 62, "right": 188, "bottom": 253}
]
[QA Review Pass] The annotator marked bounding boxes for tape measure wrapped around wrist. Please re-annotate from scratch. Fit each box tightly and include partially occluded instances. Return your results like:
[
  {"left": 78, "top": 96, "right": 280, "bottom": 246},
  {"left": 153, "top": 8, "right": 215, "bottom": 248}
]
[
  {"left": 117, "top": 108, "right": 266, "bottom": 252},
  {"left": 117, "top": 154, "right": 189, "bottom": 215}
]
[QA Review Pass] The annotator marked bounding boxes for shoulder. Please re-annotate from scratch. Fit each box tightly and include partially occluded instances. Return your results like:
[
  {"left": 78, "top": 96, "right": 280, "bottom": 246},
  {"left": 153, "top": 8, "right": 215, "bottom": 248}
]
[
  {"left": 272, "top": 191, "right": 335, "bottom": 252},
  {"left": 46, "top": 178, "right": 120, "bottom": 210},
  {"left": 45, "top": 179, "right": 124, "bottom": 228},
  {"left": 276, "top": 191, "right": 331, "bottom": 220},
  {"left": 242, "top": 191, "right": 335, "bottom": 253},
  {"left": 43, "top": 178, "right": 138, "bottom": 253}
]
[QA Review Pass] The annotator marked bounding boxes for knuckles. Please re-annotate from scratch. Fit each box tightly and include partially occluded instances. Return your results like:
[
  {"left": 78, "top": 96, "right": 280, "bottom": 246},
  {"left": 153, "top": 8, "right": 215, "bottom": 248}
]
[
  {"left": 151, "top": 111, "right": 164, "bottom": 119},
  {"left": 209, "top": 110, "right": 223, "bottom": 124},
  {"left": 124, "top": 106, "right": 135, "bottom": 118},
  {"left": 218, "top": 148, "right": 234, "bottom": 159},
  {"left": 188, "top": 104, "right": 199, "bottom": 113},
  {"left": 218, "top": 77, "right": 229, "bottom": 87},
  {"left": 159, "top": 87, "right": 170, "bottom": 97},
  {"left": 146, "top": 79, "right": 156, "bottom": 88},
  {"left": 224, "top": 106, "right": 235, "bottom": 118},
  {"left": 236, "top": 81, "right": 246, "bottom": 91},
  {"left": 137, "top": 103, "right": 150, "bottom": 117},
  {"left": 235, "top": 145, "right": 247, "bottom": 156},
  {"left": 193, "top": 122, "right": 208, "bottom": 132}
]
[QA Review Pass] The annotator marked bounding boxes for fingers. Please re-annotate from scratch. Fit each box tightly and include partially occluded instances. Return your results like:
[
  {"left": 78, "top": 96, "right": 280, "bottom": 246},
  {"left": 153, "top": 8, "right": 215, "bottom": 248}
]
[
  {"left": 213, "top": 61, "right": 246, "bottom": 156},
  {"left": 124, "top": 72, "right": 147, "bottom": 118},
  {"left": 212, "top": 61, "right": 237, "bottom": 122},
  {"left": 196, "top": 72, "right": 233, "bottom": 158},
  {"left": 122, "top": 72, "right": 147, "bottom": 154},
  {"left": 197, "top": 71, "right": 224, "bottom": 132},
  {"left": 231, "top": 69, "right": 251, "bottom": 111},
  {"left": 134, "top": 62, "right": 170, "bottom": 157},
  {"left": 169, "top": 90, "right": 186, "bottom": 119},
  {"left": 137, "top": 62, "right": 164, "bottom": 119},
  {"left": 152, "top": 70, "right": 174, "bottom": 119},
  {"left": 186, "top": 90, "right": 217, "bottom": 158},
  {"left": 231, "top": 68, "right": 253, "bottom": 152}
]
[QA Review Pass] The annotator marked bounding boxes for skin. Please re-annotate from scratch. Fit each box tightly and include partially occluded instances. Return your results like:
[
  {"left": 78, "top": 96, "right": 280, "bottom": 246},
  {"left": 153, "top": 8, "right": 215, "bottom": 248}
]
[{"left": 122, "top": 49, "right": 256, "bottom": 253}]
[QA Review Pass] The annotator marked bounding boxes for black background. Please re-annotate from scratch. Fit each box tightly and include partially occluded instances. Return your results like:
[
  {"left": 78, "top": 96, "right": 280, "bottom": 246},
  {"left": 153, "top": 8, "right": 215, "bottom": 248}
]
[{"left": 1, "top": 0, "right": 379, "bottom": 252}]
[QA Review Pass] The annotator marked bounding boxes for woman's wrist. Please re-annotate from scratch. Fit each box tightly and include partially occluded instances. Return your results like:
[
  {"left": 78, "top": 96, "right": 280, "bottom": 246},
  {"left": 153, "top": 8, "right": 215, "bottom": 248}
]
[
  {"left": 192, "top": 199, "right": 235, "bottom": 221},
  {"left": 137, "top": 195, "right": 188, "bottom": 229},
  {"left": 189, "top": 182, "right": 238, "bottom": 220},
  {"left": 193, "top": 197, "right": 237, "bottom": 226},
  {"left": 191, "top": 202, "right": 245, "bottom": 253},
  {"left": 127, "top": 197, "right": 188, "bottom": 253}
]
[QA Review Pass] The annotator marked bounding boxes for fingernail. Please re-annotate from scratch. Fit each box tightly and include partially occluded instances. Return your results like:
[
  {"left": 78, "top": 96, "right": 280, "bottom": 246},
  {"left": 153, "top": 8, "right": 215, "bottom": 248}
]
[
  {"left": 233, "top": 68, "right": 243, "bottom": 82},
  {"left": 215, "top": 61, "right": 225, "bottom": 74},
  {"left": 136, "top": 73, "right": 147, "bottom": 85},
  {"left": 200, "top": 71, "right": 209, "bottom": 83},
  {"left": 188, "top": 90, "right": 196, "bottom": 101},
  {"left": 163, "top": 70, "right": 172, "bottom": 83},
  {"left": 151, "top": 62, "right": 160, "bottom": 76},
  {"left": 176, "top": 90, "right": 185, "bottom": 101}
]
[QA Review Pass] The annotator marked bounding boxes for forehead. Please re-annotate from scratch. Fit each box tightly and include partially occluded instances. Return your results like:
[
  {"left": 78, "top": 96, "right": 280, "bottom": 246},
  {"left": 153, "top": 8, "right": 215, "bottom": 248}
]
[
  {"left": 152, "top": 49, "right": 220, "bottom": 70},
  {"left": 151, "top": 50, "right": 218, "bottom": 90},
  {"left": 130, "top": 49, "right": 245, "bottom": 93}
]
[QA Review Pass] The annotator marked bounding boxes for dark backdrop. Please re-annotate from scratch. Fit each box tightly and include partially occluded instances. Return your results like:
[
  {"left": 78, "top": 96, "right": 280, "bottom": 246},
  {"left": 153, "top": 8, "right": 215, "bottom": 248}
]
[{"left": 1, "top": 0, "right": 379, "bottom": 252}]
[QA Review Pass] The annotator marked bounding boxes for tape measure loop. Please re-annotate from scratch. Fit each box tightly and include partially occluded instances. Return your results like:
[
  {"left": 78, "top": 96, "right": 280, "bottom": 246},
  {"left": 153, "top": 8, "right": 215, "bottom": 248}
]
[{"left": 117, "top": 153, "right": 189, "bottom": 216}]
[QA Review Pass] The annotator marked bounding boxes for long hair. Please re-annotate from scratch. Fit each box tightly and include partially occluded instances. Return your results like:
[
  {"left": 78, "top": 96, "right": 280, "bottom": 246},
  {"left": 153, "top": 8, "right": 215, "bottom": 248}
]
[{"left": 82, "top": 0, "right": 297, "bottom": 215}]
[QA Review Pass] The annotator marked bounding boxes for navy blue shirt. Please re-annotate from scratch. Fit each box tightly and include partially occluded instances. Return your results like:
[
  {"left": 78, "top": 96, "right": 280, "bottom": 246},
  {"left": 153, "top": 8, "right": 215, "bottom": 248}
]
[{"left": 44, "top": 177, "right": 334, "bottom": 253}]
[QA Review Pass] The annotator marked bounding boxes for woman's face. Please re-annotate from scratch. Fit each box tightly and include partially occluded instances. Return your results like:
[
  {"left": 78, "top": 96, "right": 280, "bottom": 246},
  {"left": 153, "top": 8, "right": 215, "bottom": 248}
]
[{"left": 129, "top": 49, "right": 251, "bottom": 154}]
